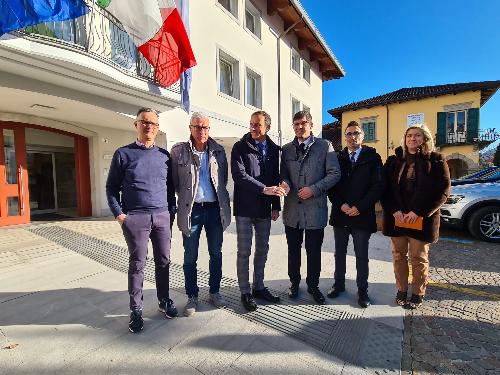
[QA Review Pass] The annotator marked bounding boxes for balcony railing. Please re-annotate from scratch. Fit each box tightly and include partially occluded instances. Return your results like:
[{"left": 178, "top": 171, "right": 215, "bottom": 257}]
[
  {"left": 437, "top": 129, "right": 500, "bottom": 146},
  {"left": 446, "top": 131, "right": 468, "bottom": 144},
  {"left": 480, "top": 128, "right": 500, "bottom": 142},
  {"left": 16, "top": 0, "right": 180, "bottom": 94}
]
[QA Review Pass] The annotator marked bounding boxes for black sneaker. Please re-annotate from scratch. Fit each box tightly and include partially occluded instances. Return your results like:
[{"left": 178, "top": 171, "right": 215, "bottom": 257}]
[
  {"left": 327, "top": 285, "right": 345, "bottom": 299},
  {"left": 307, "top": 287, "right": 326, "bottom": 305},
  {"left": 252, "top": 287, "right": 280, "bottom": 303},
  {"left": 241, "top": 293, "right": 258, "bottom": 311},
  {"left": 395, "top": 291, "right": 407, "bottom": 307},
  {"left": 406, "top": 294, "right": 423, "bottom": 309},
  {"left": 288, "top": 284, "right": 299, "bottom": 299},
  {"left": 129, "top": 309, "right": 144, "bottom": 333},
  {"left": 158, "top": 298, "right": 178, "bottom": 319}
]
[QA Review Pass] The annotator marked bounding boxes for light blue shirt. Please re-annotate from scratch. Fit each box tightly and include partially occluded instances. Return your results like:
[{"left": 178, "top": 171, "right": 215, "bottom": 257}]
[{"left": 193, "top": 148, "right": 217, "bottom": 203}]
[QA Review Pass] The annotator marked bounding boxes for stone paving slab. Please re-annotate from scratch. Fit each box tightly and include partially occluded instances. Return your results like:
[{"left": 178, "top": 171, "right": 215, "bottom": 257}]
[
  {"left": 0, "top": 219, "right": 403, "bottom": 374},
  {"left": 401, "top": 237, "right": 500, "bottom": 375},
  {"left": 27, "top": 225, "right": 403, "bottom": 371}
]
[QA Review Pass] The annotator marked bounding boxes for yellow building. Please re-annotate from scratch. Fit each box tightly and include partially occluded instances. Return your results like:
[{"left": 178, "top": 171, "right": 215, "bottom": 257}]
[{"left": 328, "top": 81, "right": 500, "bottom": 178}]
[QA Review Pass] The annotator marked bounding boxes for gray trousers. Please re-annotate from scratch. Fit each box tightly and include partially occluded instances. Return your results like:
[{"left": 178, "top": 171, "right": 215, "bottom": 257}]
[{"left": 236, "top": 216, "right": 272, "bottom": 294}]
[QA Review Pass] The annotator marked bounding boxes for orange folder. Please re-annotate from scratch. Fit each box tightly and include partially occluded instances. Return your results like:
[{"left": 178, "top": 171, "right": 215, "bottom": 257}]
[{"left": 395, "top": 216, "right": 423, "bottom": 230}]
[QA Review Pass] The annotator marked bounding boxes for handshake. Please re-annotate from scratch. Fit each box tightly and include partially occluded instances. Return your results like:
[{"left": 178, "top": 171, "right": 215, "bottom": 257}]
[{"left": 263, "top": 181, "right": 290, "bottom": 197}]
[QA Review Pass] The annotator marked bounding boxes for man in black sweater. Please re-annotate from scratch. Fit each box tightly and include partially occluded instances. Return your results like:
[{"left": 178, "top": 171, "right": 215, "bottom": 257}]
[
  {"left": 106, "top": 108, "right": 178, "bottom": 333},
  {"left": 327, "top": 121, "right": 385, "bottom": 308}
]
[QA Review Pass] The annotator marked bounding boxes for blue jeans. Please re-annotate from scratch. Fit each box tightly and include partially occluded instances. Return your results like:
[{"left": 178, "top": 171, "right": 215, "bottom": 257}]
[{"left": 182, "top": 203, "right": 223, "bottom": 297}]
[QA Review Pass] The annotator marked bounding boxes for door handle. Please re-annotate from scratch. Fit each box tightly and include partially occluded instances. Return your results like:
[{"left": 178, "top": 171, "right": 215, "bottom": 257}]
[{"left": 18, "top": 165, "right": 24, "bottom": 215}]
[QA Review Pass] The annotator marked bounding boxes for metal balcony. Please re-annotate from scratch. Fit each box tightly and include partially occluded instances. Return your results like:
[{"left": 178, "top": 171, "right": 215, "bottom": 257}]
[
  {"left": 15, "top": 0, "right": 180, "bottom": 94},
  {"left": 437, "top": 129, "right": 499, "bottom": 150}
]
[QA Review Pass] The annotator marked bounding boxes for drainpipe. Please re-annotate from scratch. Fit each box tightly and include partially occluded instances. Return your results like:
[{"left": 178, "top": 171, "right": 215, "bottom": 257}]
[
  {"left": 386, "top": 104, "right": 390, "bottom": 160},
  {"left": 275, "top": 17, "right": 303, "bottom": 147}
]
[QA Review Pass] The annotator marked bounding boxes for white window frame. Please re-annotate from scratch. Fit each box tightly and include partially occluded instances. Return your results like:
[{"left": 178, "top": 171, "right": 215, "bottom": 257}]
[
  {"left": 291, "top": 48, "right": 301, "bottom": 75},
  {"left": 216, "top": 0, "right": 239, "bottom": 21},
  {"left": 360, "top": 117, "right": 377, "bottom": 142},
  {"left": 244, "top": 0, "right": 261, "bottom": 40},
  {"left": 291, "top": 97, "right": 301, "bottom": 119},
  {"left": 446, "top": 110, "right": 468, "bottom": 143},
  {"left": 217, "top": 47, "right": 241, "bottom": 102},
  {"left": 245, "top": 66, "right": 262, "bottom": 109},
  {"left": 302, "top": 60, "right": 311, "bottom": 84}
]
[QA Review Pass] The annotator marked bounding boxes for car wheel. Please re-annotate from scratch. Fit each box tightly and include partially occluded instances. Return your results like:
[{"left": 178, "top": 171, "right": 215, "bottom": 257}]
[{"left": 467, "top": 206, "right": 500, "bottom": 243}]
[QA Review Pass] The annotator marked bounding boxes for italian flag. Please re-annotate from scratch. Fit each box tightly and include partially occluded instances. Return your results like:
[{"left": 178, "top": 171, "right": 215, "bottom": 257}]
[{"left": 97, "top": 0, "right": 196, "bottom": 87}]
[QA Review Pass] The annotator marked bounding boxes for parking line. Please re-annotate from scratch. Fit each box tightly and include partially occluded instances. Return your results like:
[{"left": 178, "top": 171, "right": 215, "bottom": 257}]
[
  {"left": 438, "top": 236, "right": 476, "bottom": 244},
  {"left": 427, "top": 280, "right": 500, "bottom": 301},
  {"left": 408, "top": 266, "right": 500, "bottom": 301}
]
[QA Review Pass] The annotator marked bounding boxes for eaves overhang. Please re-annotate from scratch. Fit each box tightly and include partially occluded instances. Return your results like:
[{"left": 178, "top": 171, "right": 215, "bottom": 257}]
[{"left": 268, "top": 0, "right": 345, "bottom": 81}]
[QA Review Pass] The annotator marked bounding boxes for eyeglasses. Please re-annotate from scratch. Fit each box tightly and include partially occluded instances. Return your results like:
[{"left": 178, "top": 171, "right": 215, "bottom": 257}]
[
  {"left": 250, "top": 123, "right": 265, "bottom": 129},
  {"left": 137, "top": 119, "right": 159, "bottom": 128},
  {"left": 190, "top": 125, "right": 210, "bottom": 132},
  {"left": 293, "top": 120, "right": 310, "bottom": 127},
  {"left": 345, "top": 131, "right": 362, "bottom": 138}
]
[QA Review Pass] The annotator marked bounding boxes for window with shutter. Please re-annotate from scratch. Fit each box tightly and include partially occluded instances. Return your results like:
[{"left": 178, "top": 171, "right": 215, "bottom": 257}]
[{"left": 361, "top": 120, "right": 376, "bottom": 142}]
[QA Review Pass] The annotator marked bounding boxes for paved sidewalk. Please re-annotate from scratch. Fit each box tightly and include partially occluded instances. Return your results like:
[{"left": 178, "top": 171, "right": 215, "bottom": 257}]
[
  {"left": 401, "top": 236, "right": 500, "bottom": 375},
  {"left": 0, "top": 218, "right": 403, "bottom": 375}
]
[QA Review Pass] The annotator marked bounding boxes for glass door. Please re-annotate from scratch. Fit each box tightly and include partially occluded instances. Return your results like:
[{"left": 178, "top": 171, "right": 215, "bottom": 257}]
[
  {"left": 27, "top": 152, "right": 57, "bottom": 214},
  {"left": 0, "top": 123, "right": 30, "bottom": 226}
]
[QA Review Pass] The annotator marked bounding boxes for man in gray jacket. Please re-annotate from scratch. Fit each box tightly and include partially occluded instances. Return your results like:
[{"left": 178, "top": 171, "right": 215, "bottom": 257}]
[
  {"left": 280, "top": 110, "right": 340, "bottom": 304},
  {"left": 170, "top": 112, "right": 232, "bottom": 317}
]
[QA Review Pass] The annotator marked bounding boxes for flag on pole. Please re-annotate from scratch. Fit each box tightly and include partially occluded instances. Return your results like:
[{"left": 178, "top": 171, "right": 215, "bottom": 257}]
[
  {"left": 98, "top": 0, "right": 196, "bottom": 88},
  {"left": 179, "top": 0, "right": 192, "bottom": 113},
  {"left": 0, "top": 0, "right": 89, "bottom": 36}
]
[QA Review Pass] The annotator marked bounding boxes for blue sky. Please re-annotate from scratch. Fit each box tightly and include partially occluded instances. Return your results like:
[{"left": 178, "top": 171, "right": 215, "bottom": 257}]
[{"left": 300, "top": 0, "right": 500, "bottom": 132}]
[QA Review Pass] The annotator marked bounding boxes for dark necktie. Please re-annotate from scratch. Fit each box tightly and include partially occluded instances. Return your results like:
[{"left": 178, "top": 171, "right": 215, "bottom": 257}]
[
  {"left": 257, "top": 142, "right": 265, "bottom": 158},
  {"left": 350, "top": 151, "right": 356, "bottom": 164},
  {"left": 299, "top": 143, "right": 306, "bottom": 154}
]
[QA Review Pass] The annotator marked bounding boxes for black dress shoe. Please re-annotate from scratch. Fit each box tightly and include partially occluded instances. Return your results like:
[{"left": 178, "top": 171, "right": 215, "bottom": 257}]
[
  {"left": 252, "top": 287, "right": 280, "bottom": 303},
  {"left": 406, "top": 294, "right": 423, "bottom": 310},
  {"left": 307, "top": 287, "right": 326, "bottom": 305},
  {"left": 395, "top": 290, "right": 407, "bottom": 307},
  {"left": 241, "top": 293, "right": 258, "bottom": 311},
  {"left": 288, "top": 284, "right": 299, "bottom": 298},
  {"left": 358, "top": 291, "right": 371, "bottom": 308},
  {"left": 327, "top": 285, "right": 345, "bottom": 299}
]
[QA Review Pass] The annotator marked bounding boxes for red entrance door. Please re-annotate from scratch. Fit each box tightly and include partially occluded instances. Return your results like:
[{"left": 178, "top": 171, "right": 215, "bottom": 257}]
[{"left": 0, "top": 123, "right": 30, "bottom": 226}]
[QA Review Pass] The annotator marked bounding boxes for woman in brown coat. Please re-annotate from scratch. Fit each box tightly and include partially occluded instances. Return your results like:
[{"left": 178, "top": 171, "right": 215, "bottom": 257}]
[{"left": 381, "top": 124, "right": 450, "bottom": 309}]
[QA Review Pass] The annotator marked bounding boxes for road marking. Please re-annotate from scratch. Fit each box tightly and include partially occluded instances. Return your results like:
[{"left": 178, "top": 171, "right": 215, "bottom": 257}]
[
  {"left": 439, "top": 236, "right": 476, "bottom": 244},
  {"left": 427, "top": 280, "right": 500, "bottom": 301},
  {"left": 408, "top": 266, "right": 500, "bottom": 301}
]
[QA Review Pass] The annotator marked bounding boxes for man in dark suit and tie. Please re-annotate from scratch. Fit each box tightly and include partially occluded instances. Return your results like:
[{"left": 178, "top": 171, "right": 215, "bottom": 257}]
[{"left": 327, "top": 121, "right": 385, "bottom": 308}]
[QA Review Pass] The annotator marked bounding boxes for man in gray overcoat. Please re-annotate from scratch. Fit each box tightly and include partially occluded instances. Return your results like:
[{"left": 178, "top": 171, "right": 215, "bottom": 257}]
[{"left": 280, "top": 110, "right": 340, "bottom": 304}]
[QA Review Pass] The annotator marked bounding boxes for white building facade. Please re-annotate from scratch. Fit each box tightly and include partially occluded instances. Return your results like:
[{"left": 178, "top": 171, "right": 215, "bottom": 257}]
[
  {"left": 164, "top": 0, "right": 344, "bottom": 148},
  {"left": 0, "top": 0, "right": 343, "bottom": 227}
]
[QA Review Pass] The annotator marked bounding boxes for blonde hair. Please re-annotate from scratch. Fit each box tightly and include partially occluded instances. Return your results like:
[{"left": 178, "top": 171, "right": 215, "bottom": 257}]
[{"left": 401, "top": 123, "right": 435, "bottom": 156}]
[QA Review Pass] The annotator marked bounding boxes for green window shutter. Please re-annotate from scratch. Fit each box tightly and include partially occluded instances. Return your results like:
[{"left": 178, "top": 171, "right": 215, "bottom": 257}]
[
  {"left": 436, "top": 112, "right": 446, "bottom": 145},
  {"left": 467, "top": 108, "right": 479, "bottom": 142},
  {"left": 362, "top": 122, "right": 376, "bottom": 142}
]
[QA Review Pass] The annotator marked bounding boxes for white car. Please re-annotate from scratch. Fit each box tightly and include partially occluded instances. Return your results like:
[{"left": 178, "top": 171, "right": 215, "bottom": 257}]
[{"left": 440, "top": 182, "right": 500, "bottom": 243}]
